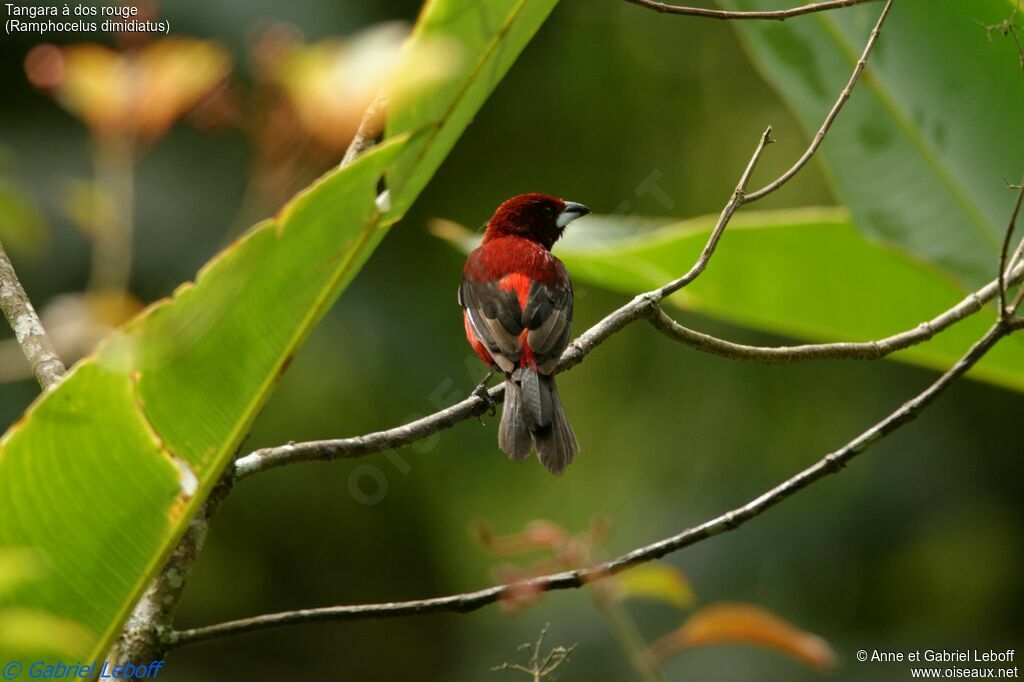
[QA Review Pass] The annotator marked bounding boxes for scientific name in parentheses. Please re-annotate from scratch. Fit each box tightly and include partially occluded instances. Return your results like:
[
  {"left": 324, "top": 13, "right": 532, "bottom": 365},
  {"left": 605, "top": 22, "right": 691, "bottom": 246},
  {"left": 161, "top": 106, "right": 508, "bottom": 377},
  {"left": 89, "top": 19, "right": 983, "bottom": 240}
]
[{"left": 4, "top": 4, "right": 170, "bottom": 33}]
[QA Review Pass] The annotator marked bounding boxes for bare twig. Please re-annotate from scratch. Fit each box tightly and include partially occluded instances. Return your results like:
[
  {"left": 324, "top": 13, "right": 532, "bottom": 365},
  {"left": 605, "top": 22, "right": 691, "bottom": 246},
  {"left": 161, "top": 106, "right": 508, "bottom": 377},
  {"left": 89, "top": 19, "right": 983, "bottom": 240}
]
[
  {"left": 0, "top": 238, "right": 66, "bottom": 389},
  {"left": 650, "top": 259, "right": 1024, "bottom": 363},
  {"left": 623, "top": 0, "right": 879, "bottom": 22},
  {"left": 998, "top": 178, "right": 1024, "bottom": 317},
  {"left": 1013, "top": 271, "right": 1024, "bottom": 313},
  {"left": 168, "top": 316, "right": 1017, "bottom": 648},
  {"left": 491, "top": 624, "right": 576, "bottom": 681},
  {"left": 980, "top": 1, "right": 1024, "bottom": 73}
]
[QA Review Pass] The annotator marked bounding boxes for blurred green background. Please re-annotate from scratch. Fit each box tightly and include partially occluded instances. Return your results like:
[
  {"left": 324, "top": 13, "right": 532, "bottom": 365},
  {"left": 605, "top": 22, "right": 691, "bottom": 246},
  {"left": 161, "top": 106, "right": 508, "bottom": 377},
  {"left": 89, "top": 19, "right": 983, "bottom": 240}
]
[{"left": 0, "top": 1, "right": 1021, "bottom": 680}]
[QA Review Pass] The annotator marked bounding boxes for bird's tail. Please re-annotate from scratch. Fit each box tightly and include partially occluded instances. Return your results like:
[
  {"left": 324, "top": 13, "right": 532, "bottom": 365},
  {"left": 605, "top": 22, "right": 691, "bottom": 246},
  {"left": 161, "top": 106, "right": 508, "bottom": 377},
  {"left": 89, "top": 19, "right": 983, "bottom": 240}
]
[{"left": 499, "top": 368, "right": 579, "bottom": 475}]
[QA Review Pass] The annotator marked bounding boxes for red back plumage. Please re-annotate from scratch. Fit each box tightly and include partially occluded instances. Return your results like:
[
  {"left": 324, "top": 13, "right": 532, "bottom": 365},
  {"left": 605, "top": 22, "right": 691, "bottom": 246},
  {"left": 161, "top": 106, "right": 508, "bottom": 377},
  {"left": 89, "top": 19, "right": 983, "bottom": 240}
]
[{"left": 458, "top": 193, "right": 587, "bottom": 473}]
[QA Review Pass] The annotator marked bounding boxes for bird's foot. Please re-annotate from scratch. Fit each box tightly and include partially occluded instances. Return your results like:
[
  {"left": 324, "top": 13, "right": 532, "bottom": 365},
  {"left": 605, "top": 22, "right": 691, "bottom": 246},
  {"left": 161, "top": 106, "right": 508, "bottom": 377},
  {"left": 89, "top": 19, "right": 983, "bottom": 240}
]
[{"left": 472, "top": 368, "right": 498, "bottom": 417}]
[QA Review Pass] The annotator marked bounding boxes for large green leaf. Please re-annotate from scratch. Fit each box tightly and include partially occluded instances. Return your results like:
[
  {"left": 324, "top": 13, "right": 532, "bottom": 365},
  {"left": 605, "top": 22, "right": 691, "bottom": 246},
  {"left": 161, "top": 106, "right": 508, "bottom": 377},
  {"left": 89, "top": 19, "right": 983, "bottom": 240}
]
[
  {"left": 0, "top": 0, "right": 559, "bottom": 661},
  {"left": 720, "top": 0, "right": 1024, "bottom": 288},
  {"left": 435, "top": 208, "right": 1024, "bottom": 391}
]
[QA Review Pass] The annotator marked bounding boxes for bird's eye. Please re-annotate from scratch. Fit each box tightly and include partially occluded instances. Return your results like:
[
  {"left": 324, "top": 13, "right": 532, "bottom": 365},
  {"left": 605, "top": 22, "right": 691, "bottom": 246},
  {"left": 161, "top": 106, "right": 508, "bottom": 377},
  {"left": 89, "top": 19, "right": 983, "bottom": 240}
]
[{"left": 543, "top": 206, "right": 554, "bottom": 217}]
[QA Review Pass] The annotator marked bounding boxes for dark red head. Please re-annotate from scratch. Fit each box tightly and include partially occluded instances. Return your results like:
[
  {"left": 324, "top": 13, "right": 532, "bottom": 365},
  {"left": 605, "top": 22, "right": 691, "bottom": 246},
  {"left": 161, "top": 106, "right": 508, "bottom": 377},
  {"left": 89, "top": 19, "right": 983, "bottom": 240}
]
[{"left": 483, "top": 193, "right": 590, "bottom": 250}]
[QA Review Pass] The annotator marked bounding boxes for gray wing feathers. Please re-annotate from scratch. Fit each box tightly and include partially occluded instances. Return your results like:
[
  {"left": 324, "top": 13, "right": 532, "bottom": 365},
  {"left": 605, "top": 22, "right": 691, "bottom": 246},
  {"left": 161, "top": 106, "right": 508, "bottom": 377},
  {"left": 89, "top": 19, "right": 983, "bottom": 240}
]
[
  {"left": 466, "top": 307, "right": 518, "bottom": 372},
  {"left": 525, "top": 282, "right": 572, "bottom": 374},
  {"left": 460, "top": 278, "right": 523, "bottom": 373}
]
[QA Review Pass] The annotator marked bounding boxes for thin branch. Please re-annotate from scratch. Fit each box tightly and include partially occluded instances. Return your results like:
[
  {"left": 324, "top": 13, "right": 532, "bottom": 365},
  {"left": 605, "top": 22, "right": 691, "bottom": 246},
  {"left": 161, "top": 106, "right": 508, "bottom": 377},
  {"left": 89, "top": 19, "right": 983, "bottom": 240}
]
[
  {"left": 168, "top": 318, "right": 1016, "bottom": 649},
  {"left": 998, "top": 177, "right": 1024, "bottom": 317},
  {"left": 233, "top": 0, "right": 897, "bottom": 479},
  {"left": 743, "top": 0, "right": 893, "bottom": 202},
  {"left": 235, "top": 386, "right": 502, "bottom": 478},
  {"left": 0, "top": 238, "right": 66, "bottom": 389},
  {"left": 229, "top": 254, "right": 1019, "bottom": 477},
  {"left": 1013, "top": 272, "right": 1024, "bottom": 313},
  {"left": 650, "top": 260, "right": 1024, "bottom": 363},
  {"left": 622, "top": 0, "right": 879, "bottom": 21},
  {"left": 232, "top": 126, "right": 774, "bottom": 479}
]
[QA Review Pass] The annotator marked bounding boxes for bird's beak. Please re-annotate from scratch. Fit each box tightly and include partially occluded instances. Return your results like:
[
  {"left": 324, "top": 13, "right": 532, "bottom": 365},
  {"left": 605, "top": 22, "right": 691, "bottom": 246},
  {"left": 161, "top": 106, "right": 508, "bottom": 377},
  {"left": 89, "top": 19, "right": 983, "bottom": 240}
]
[{"left": 556, "top": 201, "right": 591, "bottom": 228}]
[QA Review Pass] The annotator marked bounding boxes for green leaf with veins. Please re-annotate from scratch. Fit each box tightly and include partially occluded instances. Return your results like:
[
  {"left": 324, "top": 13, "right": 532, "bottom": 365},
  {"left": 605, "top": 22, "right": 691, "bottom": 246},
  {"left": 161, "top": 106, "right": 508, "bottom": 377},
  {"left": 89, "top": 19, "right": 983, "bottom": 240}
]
[{"left": 718, "top": 0, "right": 1024, "bottom": 288}]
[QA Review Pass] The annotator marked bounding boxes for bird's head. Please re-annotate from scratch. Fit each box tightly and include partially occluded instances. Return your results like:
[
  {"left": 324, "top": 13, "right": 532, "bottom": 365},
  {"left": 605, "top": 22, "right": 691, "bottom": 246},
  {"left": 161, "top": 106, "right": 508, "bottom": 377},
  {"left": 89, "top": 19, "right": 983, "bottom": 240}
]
[{"left": 484, "top": 193, "right": 590, "bottom": 249}]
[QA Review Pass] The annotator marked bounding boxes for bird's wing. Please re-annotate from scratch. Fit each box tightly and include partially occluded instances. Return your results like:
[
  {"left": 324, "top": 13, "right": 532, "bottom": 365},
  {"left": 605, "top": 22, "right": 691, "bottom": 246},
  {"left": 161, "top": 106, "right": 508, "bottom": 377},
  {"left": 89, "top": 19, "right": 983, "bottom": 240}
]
[
  {"left": 522, "top": 278, "right": 573, "bottom": 375},
  {"left": 459, "top": 276, "right": 524, "bottom": 373}
]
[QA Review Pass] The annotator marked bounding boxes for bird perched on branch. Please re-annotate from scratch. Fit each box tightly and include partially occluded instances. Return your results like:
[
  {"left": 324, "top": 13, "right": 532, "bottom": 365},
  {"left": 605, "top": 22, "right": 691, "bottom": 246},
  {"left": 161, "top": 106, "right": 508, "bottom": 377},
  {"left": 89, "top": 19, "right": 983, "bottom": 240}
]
[{"left": 459, "top": 193, "right": 590, "bottom": 474}]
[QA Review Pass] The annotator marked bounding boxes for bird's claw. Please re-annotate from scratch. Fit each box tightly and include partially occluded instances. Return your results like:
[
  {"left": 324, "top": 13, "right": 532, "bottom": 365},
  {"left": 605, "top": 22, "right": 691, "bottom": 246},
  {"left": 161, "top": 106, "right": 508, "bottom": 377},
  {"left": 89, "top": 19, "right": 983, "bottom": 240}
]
[
  {"left": 473, "top": 384, "right": 497, "bottom": 417},
  {"left": 472, "top": 368, "right": 498, "bottom": 417}
]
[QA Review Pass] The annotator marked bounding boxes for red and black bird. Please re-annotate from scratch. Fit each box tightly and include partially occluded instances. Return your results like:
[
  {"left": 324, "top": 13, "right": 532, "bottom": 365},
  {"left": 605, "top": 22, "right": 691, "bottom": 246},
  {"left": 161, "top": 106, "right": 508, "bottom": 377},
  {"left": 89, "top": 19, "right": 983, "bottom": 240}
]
[{"left": 459, "top": 193, "right": 590, "bottom": 474}]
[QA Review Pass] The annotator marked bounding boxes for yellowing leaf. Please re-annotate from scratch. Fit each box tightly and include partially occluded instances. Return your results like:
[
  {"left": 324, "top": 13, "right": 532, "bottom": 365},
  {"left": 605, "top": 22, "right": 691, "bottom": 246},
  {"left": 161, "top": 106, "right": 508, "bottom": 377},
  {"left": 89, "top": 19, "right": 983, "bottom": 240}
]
[
  {"left": 612, "top": 564, "right": 696, "bottom": 610},
  {"left": 649, "top": 603, "right": 836, "bottom": 671}
]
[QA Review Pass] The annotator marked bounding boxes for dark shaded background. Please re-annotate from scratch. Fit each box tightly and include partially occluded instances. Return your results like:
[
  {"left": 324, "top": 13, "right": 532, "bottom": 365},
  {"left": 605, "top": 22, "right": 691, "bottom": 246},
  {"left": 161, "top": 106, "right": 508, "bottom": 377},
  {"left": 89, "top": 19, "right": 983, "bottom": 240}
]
[{"left": 1, "top": 1, "right": 1021, "bottom": 680}]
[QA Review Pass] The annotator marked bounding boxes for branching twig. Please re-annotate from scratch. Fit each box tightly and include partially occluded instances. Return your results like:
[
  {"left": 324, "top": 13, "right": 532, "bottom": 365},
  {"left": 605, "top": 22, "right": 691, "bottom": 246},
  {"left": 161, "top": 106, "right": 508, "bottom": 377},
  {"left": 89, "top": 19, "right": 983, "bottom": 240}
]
[
  {"left": 492, "top": 624, "right": 576, "bottom": 681},
  {"left": 623, "top": 0, "right": 879, "bottom": 22},
  {"left": 232, "top": 0, "right": 898, "bottom": 480},
  {"left": 0, "top": 238, "right": 66, "bottom": 389},
  {"left": 742, "top": 0, "right": 892, "bottom": 202},
  {"left": 980, "top": 1, "right": 1024, "bottom": 74},
  {"left": 167, "top": 314, "right": 1018, "bottom": 648},
  {"left": 232, "top": 252, "right": 1018, "bottom": 477}
]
